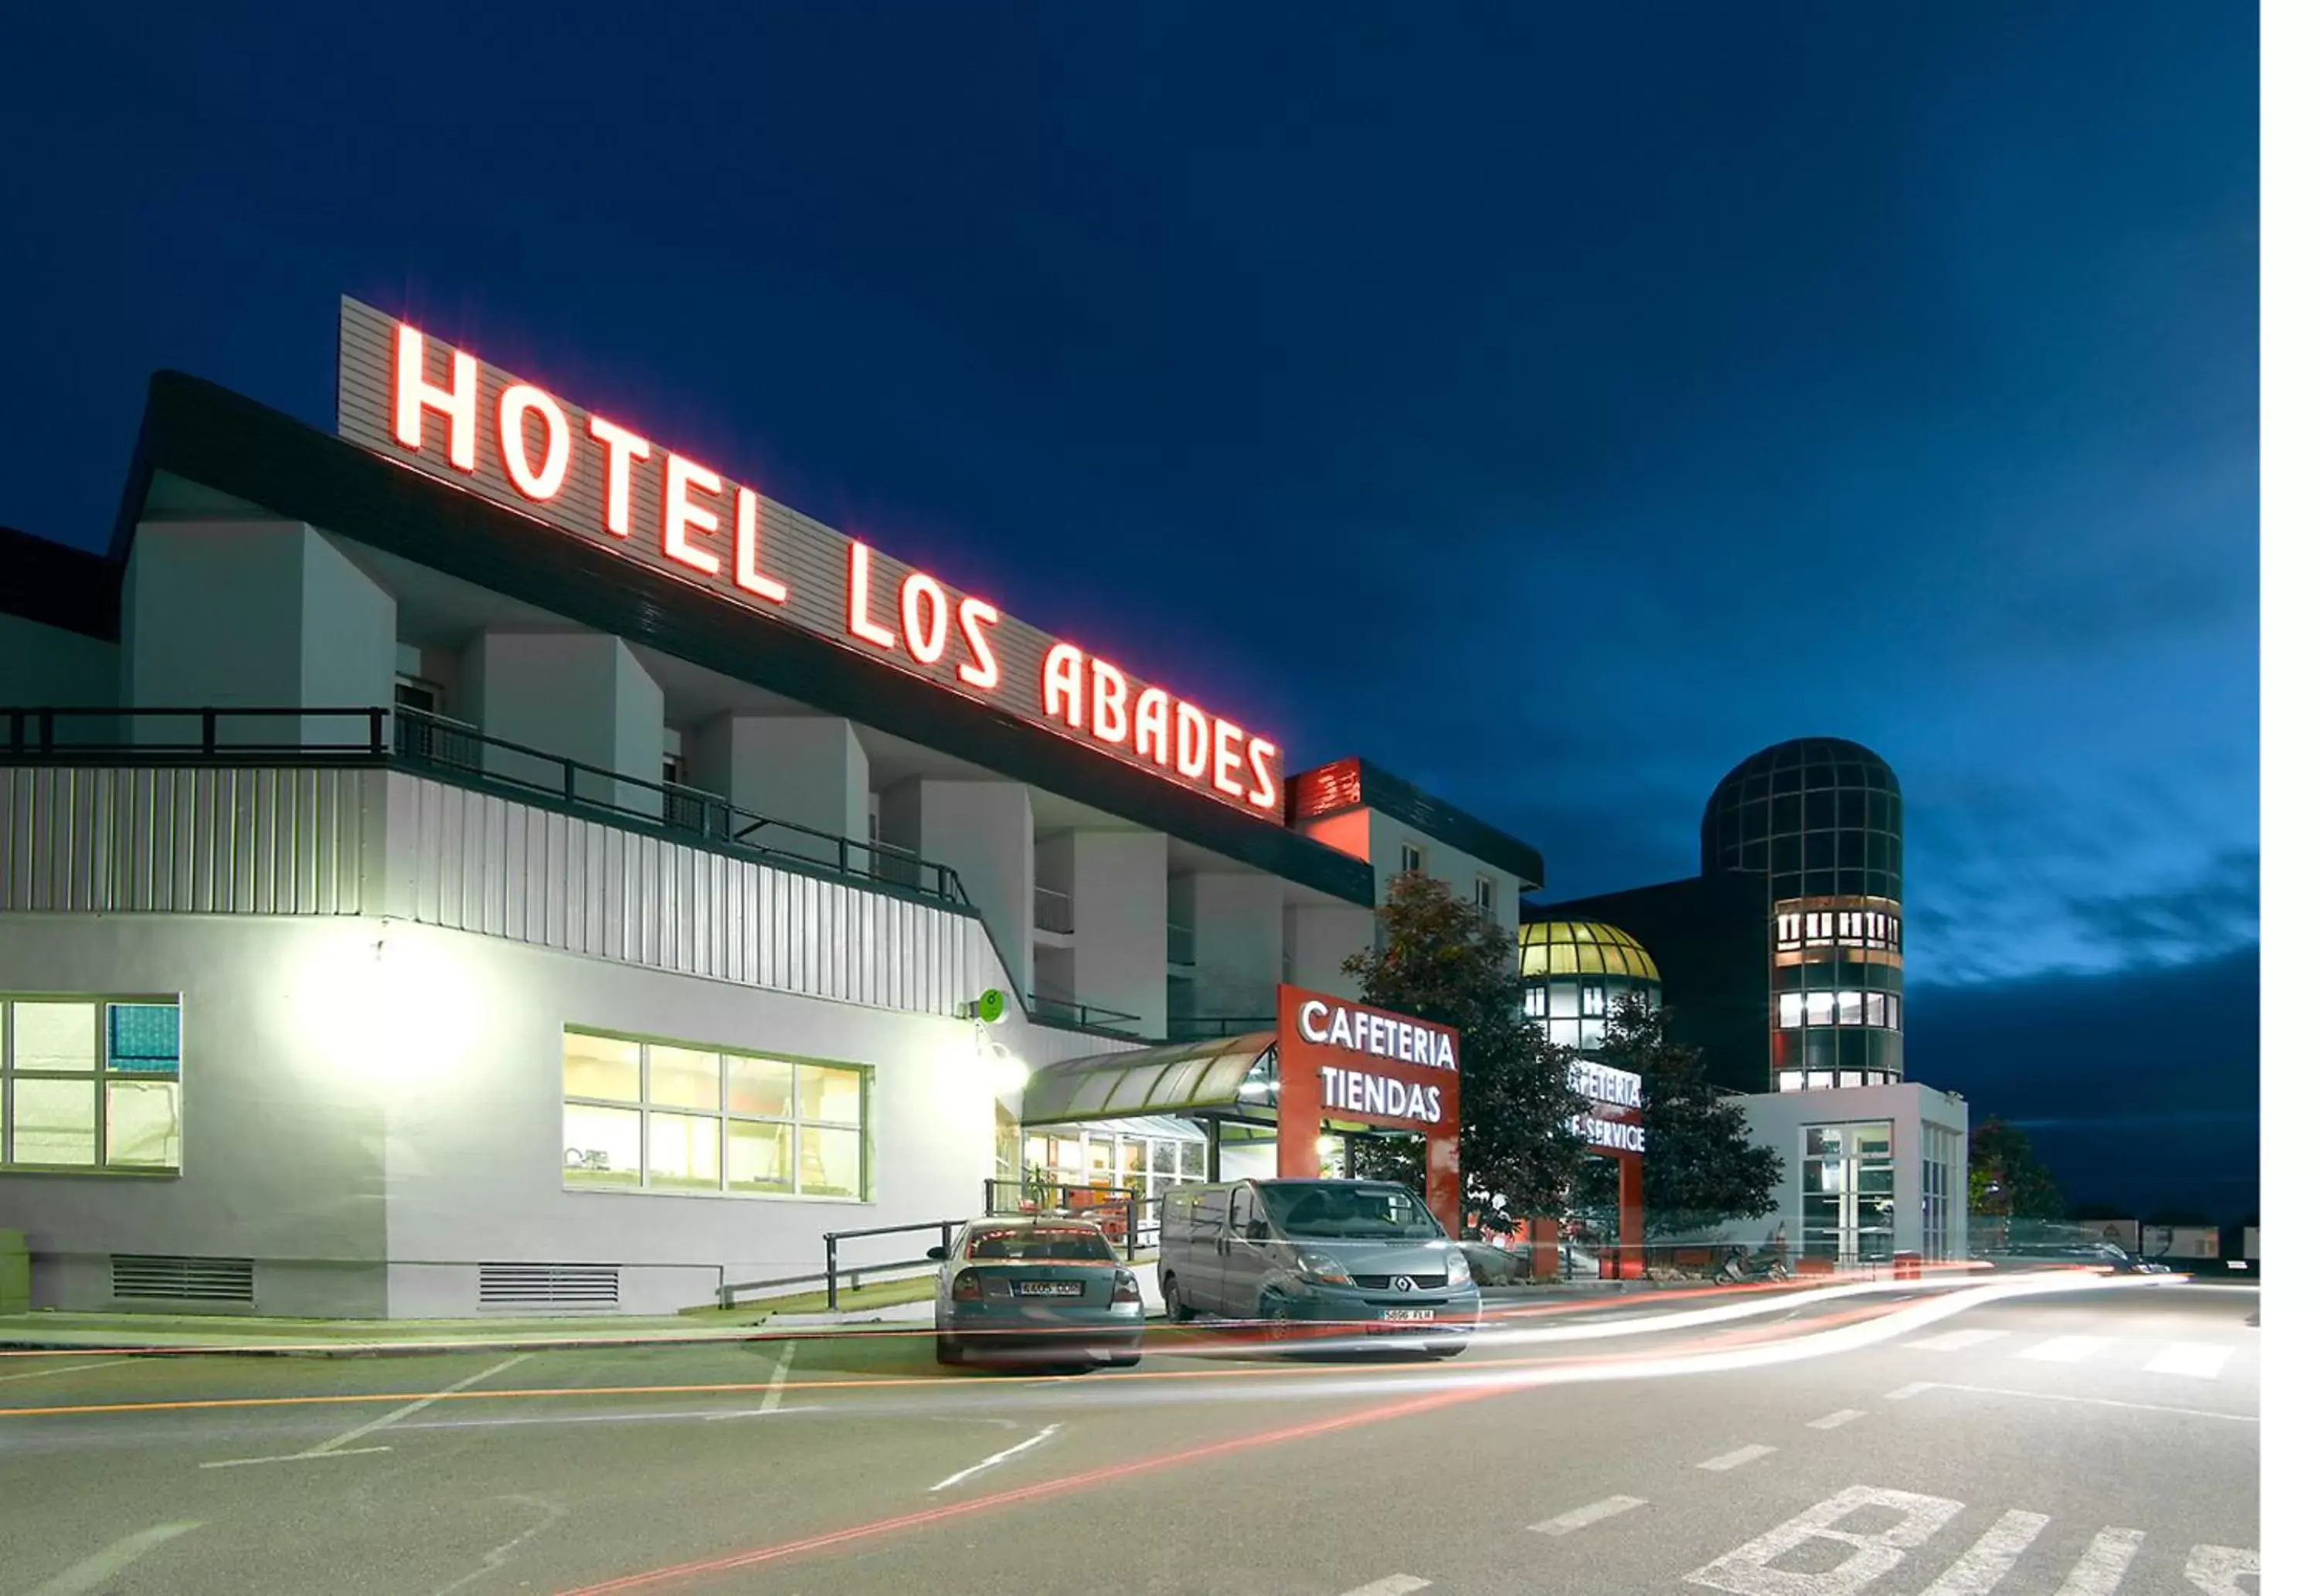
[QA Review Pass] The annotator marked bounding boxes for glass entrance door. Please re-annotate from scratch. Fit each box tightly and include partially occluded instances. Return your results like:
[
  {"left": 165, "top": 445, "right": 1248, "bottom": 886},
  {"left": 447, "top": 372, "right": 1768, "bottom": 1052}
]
[{"left": 1801, "top": 1123, "right": 1896, "bottom": 1264}]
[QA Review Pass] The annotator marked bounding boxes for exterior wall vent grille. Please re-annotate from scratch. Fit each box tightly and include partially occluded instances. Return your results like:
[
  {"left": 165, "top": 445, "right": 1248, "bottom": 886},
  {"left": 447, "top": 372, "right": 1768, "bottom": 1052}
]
[
  {"left": 478, "top": 1262, "right": 620, "bottom": 1309},
  {"left": 110, "top": 1255, "right": 256, "bottom": 1302}
]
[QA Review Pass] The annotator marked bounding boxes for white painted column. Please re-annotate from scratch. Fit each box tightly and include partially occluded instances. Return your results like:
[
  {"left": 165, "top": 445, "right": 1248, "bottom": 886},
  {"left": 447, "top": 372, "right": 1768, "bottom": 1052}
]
[
  {"left": 123, "top": 521, "right": 396, "bottom": 745},
  {"left": 1066, "top": 830, "right": 1168, "bottom": 1039},
  {"left": 460, "top": 631, "right": 664, "bottom": 816},
  {"left": 691, "top": 713, "right": 869, "bottom": 874},
  {"left": 1179, "top": 872, "right": 1286, "bottom": 1021},
  {"left": 881, "top": 779, "right": 1034, "bottom": 996}
]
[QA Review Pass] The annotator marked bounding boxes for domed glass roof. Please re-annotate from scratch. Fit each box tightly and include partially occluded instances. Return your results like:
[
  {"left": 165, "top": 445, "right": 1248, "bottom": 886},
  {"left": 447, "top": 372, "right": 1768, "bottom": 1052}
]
[{"left": 1517, "top": 921, "right": 1660, "bottom": 983}]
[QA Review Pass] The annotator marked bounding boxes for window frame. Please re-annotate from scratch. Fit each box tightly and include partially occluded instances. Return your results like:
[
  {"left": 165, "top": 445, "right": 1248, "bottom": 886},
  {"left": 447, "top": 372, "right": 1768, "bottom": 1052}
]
[
  {"left": 560, "top": 1027, "right": 872, "bottom": 1203},
  {"left": 1399, "top": 843, "right": 1425, "bottom": 876},
  {"left": 1, "top": 995, "right": 185, "bottom": 1176}
]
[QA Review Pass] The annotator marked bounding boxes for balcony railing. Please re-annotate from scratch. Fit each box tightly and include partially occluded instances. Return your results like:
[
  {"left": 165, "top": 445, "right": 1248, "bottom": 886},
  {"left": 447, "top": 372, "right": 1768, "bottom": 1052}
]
[
  {"left": 0, "top": 705, "right": 977, "bottom": 912},
  {"left": 1167, "top": 1015, "right": 1273, "bottom": 1041},
  {"left": 1027, "top": 993, "right": 1142, "bottom": 1038},
  {"left": 1033, "top": 884, "right": 1075, "bottom": 935},
  {"left": 1166, "top": 920, "right": 1195, "bottom": 966}
]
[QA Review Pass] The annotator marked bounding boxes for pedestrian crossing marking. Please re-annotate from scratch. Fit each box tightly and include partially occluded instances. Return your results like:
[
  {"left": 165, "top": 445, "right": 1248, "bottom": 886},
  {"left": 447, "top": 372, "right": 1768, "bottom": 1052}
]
[
  {"left": 2017, "top": 1335, "right": 2111, "bottom": 1363},
  {"left": 1906, "top": 1328, "right": 2005, "bottom": 1352},
  {"left": 2143, "top": 1343, "right": 2231, "bottom": 1378}
]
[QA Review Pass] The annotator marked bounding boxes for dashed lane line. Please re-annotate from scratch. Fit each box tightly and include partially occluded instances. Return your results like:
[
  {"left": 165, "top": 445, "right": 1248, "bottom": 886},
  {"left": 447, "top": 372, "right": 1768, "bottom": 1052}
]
[
  {"left": 1879, "top": 1380, "right": 2255, "bottom": 1422},
  {"left": 1529, "top": 1496, "right": 1647, "bottom": 1536},
  {"left": 1335, "top": 1580, "right": 1429, "bottom": 1596},
  {"left": 1806, "top": 1408, "right": 1866, "bottom": 1429},
  {"left": 0, "top": 1359, "right": 135, "bottom": 1386},
  {"left": 201, "top": 1352, "right": 535, "bottom": 1468},
  {"left": 1696, "top": 1445, "right": 1777, "bottom": 1472},
  {"left": 26, "top": 1522, "right": 200, "bottom": 1596}
]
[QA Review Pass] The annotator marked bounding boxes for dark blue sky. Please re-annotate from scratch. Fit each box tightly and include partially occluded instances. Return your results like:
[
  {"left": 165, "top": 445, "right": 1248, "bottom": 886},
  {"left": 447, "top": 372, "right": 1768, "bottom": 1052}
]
[{"left": 0, "top": 5, "right": 2257, "bottom": 1214}]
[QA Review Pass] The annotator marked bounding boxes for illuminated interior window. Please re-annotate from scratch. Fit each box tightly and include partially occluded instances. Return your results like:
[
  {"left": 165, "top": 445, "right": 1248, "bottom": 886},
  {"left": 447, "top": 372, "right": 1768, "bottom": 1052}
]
[
  {"left": 1475, "top": 876, "right": 1496, "bottom": 912},
  {"left": 1806, "top": 1070, "right": 1834, "bottom": 1091},
  {"left": 1580, "top": 981, "right": 1606, "bottom": 1017},
  {"left": 1866, "top": 993, "right": 1886, "bottom": 1027},
  {"left": 1522, "top": 987, "right": 1547, "bottom": 1019},
  {"left": 1400, "top": 844, "right": 1424, "bottom": 875},
  {"left": 1778, "top": 1070, "right": 1804, "bottom": 1092},
  {"left": 1836, "top": 991, "right": 1864, "bottom": 1026},
  {"left": 1779, "top": 993, "right": 1804, "bottom": 1028},
  {"left": 1805, "top": 992, "right": 1835, "bottom": 1026},
  {"left": 1839, "top": 1070, "right": 1862, "bottom": 1088},
  {"left": 2, "top": 997, "right": 182, "bottom": 1173}
]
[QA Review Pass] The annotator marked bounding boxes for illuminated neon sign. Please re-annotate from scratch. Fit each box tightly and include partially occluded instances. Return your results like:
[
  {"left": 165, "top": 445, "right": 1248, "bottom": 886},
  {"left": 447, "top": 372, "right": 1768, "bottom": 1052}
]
[{"left": 335, "top": 298, "right": 1282, "bottom": 819}]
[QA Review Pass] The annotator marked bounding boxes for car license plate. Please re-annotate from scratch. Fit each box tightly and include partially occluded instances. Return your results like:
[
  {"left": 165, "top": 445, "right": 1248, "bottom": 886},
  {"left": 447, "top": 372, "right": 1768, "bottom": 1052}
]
[
  {"left": 1015, "top": 1281, "right": 1083, "bottom": 1298},
  {"left": 1378, "top": 1307, "right": 1436, "bottom": 1322}
]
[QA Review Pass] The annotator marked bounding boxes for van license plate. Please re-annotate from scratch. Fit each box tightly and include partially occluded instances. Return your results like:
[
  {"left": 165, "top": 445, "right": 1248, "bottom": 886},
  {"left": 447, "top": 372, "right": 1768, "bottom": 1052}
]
[
  {"left": 1378, "top": 1308, "right": 1436, "bottom": 1322},
  {"left": 1015, "top": 1282, "right": 1083, "bottom": 1298}
]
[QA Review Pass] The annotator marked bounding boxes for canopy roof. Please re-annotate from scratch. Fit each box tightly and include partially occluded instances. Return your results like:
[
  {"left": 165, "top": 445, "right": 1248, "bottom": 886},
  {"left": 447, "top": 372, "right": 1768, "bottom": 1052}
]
[{"left": 1021, "top": 1032, "right": 1279, "bottom": 1126}]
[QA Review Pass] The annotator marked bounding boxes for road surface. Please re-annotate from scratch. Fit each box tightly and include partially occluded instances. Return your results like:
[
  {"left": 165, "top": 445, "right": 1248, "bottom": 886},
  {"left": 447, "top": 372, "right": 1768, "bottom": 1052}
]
[{"left": 0, "top": 1273, "right": 2259, "bottom": 1594}]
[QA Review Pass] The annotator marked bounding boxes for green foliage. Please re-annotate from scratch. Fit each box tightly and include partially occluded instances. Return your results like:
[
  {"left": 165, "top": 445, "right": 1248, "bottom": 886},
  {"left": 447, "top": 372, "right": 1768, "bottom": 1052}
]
[
  {"left": 1967, "top": 1119, "right": 2067, "bottom": 1220},
  {"left": 1572, "top": 995, "right": 1783, "bottom": 1237},
  {"left": 1344, "top": 873, "right": 1589, "bottom": 1234}
]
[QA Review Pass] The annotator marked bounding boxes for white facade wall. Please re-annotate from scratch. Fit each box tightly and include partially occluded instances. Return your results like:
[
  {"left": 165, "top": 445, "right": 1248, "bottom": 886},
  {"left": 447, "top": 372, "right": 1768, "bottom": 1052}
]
[
  {"left": 1175, "top": 872, "right": 1287, "bottom": 1020},
  {"left": 691, "top": 713, "right": 871, "bottom": 871},
  {"left": 462, "top": 631, "right": 664, "bottom": 817},
  {"left": 0, "top": 613, "right": 118, "bottom": 708},
  {"left": 882, "top": 779, "right": 1034, "bottom": 995},
  {"left": 1738, "top": 1082, "right": 1970, "bottom": 1262},
  {"left": 1052, "top": 831, "right": 1167, "bottom": 1038}
]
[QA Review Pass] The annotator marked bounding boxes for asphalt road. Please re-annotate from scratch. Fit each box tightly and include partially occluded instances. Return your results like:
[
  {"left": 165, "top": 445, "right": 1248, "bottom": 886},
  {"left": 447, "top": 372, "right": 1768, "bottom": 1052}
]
[{"left": 0, "top": 1274, "right": 2259, "bottom": 1594}]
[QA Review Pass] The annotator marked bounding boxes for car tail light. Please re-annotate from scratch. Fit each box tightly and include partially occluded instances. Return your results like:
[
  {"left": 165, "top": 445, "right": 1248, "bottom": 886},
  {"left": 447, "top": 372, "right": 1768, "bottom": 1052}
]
[
  {"left": 1114, "top": 1270, "right": 1140, "bottom": 1302},
  {"left": 953, "top": 1270, "right": 983, "bottom": 1302}
]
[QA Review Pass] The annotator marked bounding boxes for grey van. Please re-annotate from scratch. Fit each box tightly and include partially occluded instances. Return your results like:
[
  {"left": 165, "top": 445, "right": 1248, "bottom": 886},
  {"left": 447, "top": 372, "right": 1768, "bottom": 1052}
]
[{"left": 1157, "top": 1179, "right": 1480, "bottom": 1354}]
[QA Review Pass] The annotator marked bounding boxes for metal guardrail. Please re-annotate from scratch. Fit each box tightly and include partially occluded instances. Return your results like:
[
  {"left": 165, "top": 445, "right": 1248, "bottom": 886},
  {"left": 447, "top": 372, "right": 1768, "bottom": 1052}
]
[
  {"left": 1166, "top": 921, "right": 1195, "bottom": 966},
  {"left": 716, "top": 1217, "right": 971, "bottom": 1311},
  {"left": 1025, "top": 993, "right": 1142, "bottom": 1034},
  {"left": 1167, "top": 1015, "right": 1271, "bottom": 1041},
  {"left": 0, "top": 705, "right": 977, "bottom": 912}
]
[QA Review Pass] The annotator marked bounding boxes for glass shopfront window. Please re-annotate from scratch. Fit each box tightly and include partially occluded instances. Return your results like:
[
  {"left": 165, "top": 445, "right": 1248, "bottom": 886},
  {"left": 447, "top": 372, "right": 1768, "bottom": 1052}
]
[
  {"left": 562, "top": 1030, "right": 869, "bottom": 1200},
  {"left": 1800, "top": 1122, "right": 1895, "bottom": 1264},
  {"left": 2, "top": 997, "right": 184, "bottom": 1173}
]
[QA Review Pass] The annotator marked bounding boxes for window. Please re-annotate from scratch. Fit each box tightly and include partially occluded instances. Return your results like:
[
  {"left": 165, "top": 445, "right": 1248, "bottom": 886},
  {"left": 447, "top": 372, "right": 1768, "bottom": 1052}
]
[
  {"left": 1522, "top": 987, "right": 1548, "bottom": 1020},
  {"left": 1805, "top": 991, "right": 1835, "bottom": 1027},
  {"left": 1839, "top": 1070, "right": 1862, "bottom": 1088},
  {"left": 1806, "top": 1070, "right": 1834, "bottom": 1091},
  {"left": 1474, "top": 876, "right": 1496, "bottom": 913},
  {"left": 562, "top": 1030, "right": 868, "bottom": 1200},
  {"left": 2, "top": 997, "right": 182, "bottom": 1173},
  {"left": 1865, "top": 992, "right": 1886, "bottom": 1027},
  {"left": 1778, "top": 993, "right": 1804, "bottom": 1029},
  {"left": 1580, "top": 981, "right": 1606, "bottom": 1017},
  {"left": 1836, "top": 990, "right": 1864, "bottom": 1026},
  {"left": 1778, "top": 1070, "right": 1804, "bottom": 1092},
  {"left": 393, "top": 675, "right": 443, "bottom": 715},
  {"left": 1399, "top": 844, "right": 1425, "bottom": 876}
]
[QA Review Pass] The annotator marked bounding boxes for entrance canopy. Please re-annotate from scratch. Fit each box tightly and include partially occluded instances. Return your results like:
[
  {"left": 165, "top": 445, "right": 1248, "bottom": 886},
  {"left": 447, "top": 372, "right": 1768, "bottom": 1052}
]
[{"left": 1022, "top": 1033, "right": 1279, "bottom": 1127}]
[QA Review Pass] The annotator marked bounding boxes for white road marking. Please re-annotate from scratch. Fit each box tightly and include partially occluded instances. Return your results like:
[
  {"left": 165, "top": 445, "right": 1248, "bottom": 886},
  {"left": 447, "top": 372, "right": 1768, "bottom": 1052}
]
[
  {"left": 928, "top": 1422, "right": 1061, "bottom": 1492},
  {"left": 0, "top": 1358, "right": 135, "bottom": 1386},
  {"left": 1916, "top": 1509, "right": 2050, "bottom": 1594},
  {"left": 1807, "top": 1408, "right": 1867, "bottom": 1429},
  {"left": 1871, "top": 1380, "right": 2255, "bottom": 1423},
  {"left": 1335, "top": 1579, "right": 1430, "bottom": 1596},
  {"left": 26, "top": 1521, "right": 199, "bottom": 1596},
  {"left": 704, "top": 1340, "right": 799, "bottom": 1420},
  {"left": 2184, "top": 1544, "right": 2260, "bottom": 1593},
  {"left": 2017, "top": 1335, "right": 2110, "bottom": 1363},
  {"left": 1697, "top": 1444, "right": 1777, "bottom": 1471},
  {"left": 428, "top": 1496, "right": 568, "bottom": 1596},
  {"left": 201, "top": 1352, "right": 534, "bottom": 1468},
  {"left": 1530, "top": 1495, "right": 1647, "bottom": 1536},
  {"left": 2143, "top": 1342, "right": 2231, "bottom": 1378},
  {"left": 1685, "top": 1485, "right": 1963, "bottom": 1595},
  {"left": 1905, "top": 1328, "right": 2005, "bottom": 1353},
  {"left": 2055, "top": 1526, "right": 2143, "bottom": 1594}
]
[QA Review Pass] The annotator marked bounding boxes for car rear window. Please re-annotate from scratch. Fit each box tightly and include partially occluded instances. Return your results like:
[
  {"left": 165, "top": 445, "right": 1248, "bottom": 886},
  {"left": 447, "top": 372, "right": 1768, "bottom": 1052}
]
[{"left": 967, "top": 1228, "right": 1114, "bottom": 1261}]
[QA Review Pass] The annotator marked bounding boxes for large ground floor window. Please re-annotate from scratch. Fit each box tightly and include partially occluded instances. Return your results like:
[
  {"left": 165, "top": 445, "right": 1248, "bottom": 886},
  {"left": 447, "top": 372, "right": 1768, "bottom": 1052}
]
[
  {"left": 563, "top": 1029, "right": 869, "bottom": 1200},
  {"left": 1, "top": 997, "right": 182, "bottom": 1173},
  {"left": 1800, "top": 1120, "right": 1895, "bottom": 1264}
]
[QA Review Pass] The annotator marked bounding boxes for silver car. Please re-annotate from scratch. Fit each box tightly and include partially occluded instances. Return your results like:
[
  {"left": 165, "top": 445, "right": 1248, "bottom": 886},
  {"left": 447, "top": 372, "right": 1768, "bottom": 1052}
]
[{"left": 929, "top": 1217, "right": 1146, "bottom": 1370}]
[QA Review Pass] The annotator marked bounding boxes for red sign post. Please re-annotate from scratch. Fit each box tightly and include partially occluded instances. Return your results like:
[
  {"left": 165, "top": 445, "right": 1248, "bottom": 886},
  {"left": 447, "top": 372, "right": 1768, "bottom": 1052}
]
[{"left": 1273, "top": 985, "right": 1463, "bottom": 1231}]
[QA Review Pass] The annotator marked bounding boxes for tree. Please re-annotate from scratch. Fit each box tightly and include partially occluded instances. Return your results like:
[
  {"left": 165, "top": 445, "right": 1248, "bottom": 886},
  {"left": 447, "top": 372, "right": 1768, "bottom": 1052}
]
[
  {"left": 1572, "top": 995, "right": 1783, "bottom": 1238},
  {"left": 1967, "top": 1119, "right": 2066, "bottom": 1220},
  {"left": 1344, "top": 871, "right": 1589, "bottom": 1234}
]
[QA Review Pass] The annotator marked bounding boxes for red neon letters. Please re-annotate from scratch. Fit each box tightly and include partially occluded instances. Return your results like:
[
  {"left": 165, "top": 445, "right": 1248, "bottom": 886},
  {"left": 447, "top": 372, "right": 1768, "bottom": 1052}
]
[{"left": 385, "top": 318, "right": 1280, "bottom": 816}]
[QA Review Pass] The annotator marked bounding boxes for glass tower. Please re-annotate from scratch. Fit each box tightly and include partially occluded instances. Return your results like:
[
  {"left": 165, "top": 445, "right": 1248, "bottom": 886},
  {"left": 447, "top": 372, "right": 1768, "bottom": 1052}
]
[{"left": 1698, "top": 738, "right": 1904, "bottom": 1091}]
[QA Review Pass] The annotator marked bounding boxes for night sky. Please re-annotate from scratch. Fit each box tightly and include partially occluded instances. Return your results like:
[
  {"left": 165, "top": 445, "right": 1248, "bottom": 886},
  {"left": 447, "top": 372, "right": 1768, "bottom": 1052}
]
[{"left": 1, "top": 6, "right": 2257, "bottom": 1217}]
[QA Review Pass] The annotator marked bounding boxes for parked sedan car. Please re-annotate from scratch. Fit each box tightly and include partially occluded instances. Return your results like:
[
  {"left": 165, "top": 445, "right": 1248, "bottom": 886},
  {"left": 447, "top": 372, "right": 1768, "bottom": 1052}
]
[{"left": 930, "top": 1217, "right": 1146, "bottom": 1370}]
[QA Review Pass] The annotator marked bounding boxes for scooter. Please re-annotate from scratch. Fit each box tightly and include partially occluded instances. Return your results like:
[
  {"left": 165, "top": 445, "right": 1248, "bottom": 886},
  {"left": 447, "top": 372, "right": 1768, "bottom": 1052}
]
[{"left": 1715, "top": 1245, "right": 1791, "bottom": 1285}]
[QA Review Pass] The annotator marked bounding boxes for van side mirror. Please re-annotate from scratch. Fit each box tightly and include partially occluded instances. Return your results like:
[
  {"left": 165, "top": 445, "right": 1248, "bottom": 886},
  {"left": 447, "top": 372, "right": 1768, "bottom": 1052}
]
[{"left": 926, "top": 1245, "right": 947, "bottom": 1261}]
